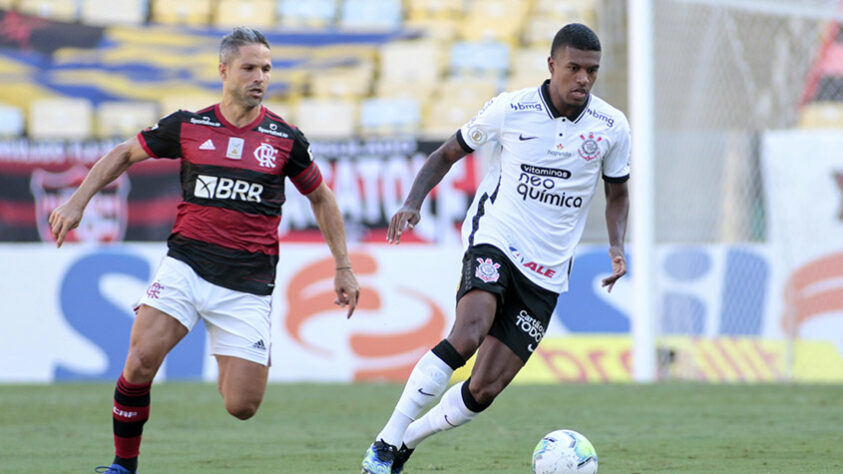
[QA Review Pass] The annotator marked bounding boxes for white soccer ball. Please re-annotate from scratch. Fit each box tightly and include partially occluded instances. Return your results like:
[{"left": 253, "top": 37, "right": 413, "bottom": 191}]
[{"left": 532, "top": 429, "right": 598, "bottom": 474}]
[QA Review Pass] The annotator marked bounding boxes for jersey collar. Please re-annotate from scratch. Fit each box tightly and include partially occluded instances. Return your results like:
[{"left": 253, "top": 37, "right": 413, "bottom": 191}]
[
  {"left": 214, "top": 103, "right": 267, "bottom": 132},
  {"left": 539, "top": 79, "right": 590, "bottom": 123}
]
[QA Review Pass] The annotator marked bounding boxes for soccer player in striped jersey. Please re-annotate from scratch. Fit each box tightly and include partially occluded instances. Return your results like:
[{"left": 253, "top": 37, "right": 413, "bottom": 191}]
[
  {"left": 49, "top": 27, "right": 360, "bottom": 474},
  {"left": 361, "top": 23, "right": 629, "bottom": 473}
]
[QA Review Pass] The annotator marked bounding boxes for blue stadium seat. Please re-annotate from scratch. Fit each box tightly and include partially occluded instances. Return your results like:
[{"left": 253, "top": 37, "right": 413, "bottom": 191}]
[
  {"left": 0, "top": 104, "right": 25, "bottom": 138},
  {"left": 449, "top": 41, "right": 509, "bottom": 77},
  {"left": 359, "top": 97, "right": 420, "bottom": 135},
  {"left": 278, "top": 0, "right": 337, "bottom": 28},
  {"left": 340, "top": 0, "right": 402, "bottom": 30}
]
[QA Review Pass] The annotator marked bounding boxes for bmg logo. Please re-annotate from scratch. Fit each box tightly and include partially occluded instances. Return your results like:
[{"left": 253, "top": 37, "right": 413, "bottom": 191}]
[{"left": 194, "top": 175, "right": 263, "bottom": 202}]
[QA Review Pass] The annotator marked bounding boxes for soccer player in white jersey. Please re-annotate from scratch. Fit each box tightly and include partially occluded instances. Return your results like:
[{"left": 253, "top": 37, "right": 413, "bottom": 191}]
[{"left": 361, "top": 23, "right": 630, "bottom": 473}]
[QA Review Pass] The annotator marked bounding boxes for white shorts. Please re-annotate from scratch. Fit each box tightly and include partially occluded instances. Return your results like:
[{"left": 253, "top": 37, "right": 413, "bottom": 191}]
[{"left": 136, "top": 256, "right": 272, "bottom": 366}]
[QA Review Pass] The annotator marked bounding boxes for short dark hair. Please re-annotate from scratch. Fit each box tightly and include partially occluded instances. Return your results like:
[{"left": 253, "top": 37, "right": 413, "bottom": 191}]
[
  {"left": 550, "top": 23, "right": 601, "bottom": 57},
  {"left": 220, "top": 27, "right": 270, "bottom": 64}
]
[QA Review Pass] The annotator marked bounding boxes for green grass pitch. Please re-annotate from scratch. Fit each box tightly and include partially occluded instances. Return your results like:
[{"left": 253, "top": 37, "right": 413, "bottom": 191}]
[{"left": 1, "top": 383, "right": 841, "bottom": 473}]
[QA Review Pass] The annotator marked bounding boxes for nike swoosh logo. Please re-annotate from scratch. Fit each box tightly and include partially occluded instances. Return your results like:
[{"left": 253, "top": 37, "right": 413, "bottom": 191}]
[
  {"left": 417, "top": 388, "right": 435, "bottom": 397},
  {"left": 444, "top": 415, "right": 458, "bottom": 427},
  {"left": 519, "top": 133, "right": 538, "bottom": 141},
  {"left": 527, "top": 344, "right": 535, "bottom": 352}
]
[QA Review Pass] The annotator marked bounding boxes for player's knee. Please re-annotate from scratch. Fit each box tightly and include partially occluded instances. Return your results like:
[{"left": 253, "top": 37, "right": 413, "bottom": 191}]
[
  {"left": 124, "top": 349, "right": 160, "bottom": 382},
  {"left": 468, "top": 378, "right": 504, "bottom": 406},
  {"left": 225, "top": 398, "right": 260, "bottom": 420},
  {"left": 447, "top": 333, "right": 483, "bottom": 359}
]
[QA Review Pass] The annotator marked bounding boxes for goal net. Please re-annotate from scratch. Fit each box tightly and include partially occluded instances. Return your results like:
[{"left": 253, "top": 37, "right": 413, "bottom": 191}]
[{"left": 601, "top": 0, "right": 843, "bottom": 381}]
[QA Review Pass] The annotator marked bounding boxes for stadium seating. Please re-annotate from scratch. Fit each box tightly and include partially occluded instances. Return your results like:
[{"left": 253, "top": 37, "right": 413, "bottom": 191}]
[
  {"left": 159, "top": 93, "right": 220, "bottom": 115},
  {"left": 294, "top": 98, "right": 357, "bottom": 138},
  {"left": 0, "top": 104, "right": 25, "bottom": 137},
  {"left": 359, "top": 97, "right": 421, "bottom": 135},
  {"left": 28, "top": 98, "right": 93, "bottom": 140},
  {"left": 448, "top": 41, "right": 510, "bottom": 78},
  {"left": 0, "top": 0, "right": 614, "bottom": 139},
  {"left": 150, "top": 0, "right": 213, "bottom": 26},
  {"left": 215, "top": 0, "right": 276, "bottom": 28},
  {"left": 278, "top": 0, "right": 337, "bottom": 28},
  {"left": 17, "top": 0, "right": 77, "bottom": 21},
  {"left": 80, "top": 0, "right": 147, "bottom": 25},
  {"left": 339, "top": 0, "right": 402, "bottom": 30},
  {"left": 310, "top": 65, "right": 374, "bottom": 99},
  {"left": 96, "top": 101, "right": 158, "bottom": 139},
  {"left": 406, "top": 0, "right": 463, "bottom": 21}
]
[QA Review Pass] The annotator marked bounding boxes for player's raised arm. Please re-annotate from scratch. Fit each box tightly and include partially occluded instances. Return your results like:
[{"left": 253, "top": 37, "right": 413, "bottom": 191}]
[
  {"left": 387, "top": 134, "right": 469, "bottom": 244},
  {"left": 48, "top": 136, "right": 151, "bottom": 247},
  {"left": 601, "top": 179, "right": 629, "bottom": 292}
]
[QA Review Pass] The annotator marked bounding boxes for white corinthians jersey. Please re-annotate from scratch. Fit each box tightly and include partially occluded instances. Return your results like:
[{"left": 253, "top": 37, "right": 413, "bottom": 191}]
[{"left": 458, "top": 80, "right": 630, "bottom": 293}]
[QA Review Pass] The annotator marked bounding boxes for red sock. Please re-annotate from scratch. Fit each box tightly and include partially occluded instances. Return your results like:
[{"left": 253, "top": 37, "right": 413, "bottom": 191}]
[{"left": 112, "top": 374, "right": 151, "bottom": 461}]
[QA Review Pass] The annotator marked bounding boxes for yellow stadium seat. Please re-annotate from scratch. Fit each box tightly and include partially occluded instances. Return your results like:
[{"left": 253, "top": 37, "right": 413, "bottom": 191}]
[
  {"left": 159, "top": 93, "right": 220, "bottom": 115},
  {"left": 214, "top": 0, "right": 276, "bottom": 29},
  {"left": 513, "top": 47, "right": 550, "bottom": 77},
  {"left": 523, "top": 15, "right": 571, "bottom": 48},
  {"left": 29, "top": 98, "right": 93, "bottom": 140},
  {"left": 798, "top": 102, "right": 843, "bottom": 129},
  {"left": 459, "top": 16, "right": 522, "bottom": 45},
  {"left": 17, "top": 0, "right": 77, "bottom": 21},
  {"left": 407, "top": 0, "right": 464, "bottom": 21},
  {"left": 534, "top": 0, "right": 596, "bottom": 22},
  {"left": 80, "top": 0, "right": 147, "bottom": 25},
  {"left": 507, "top": 73, "right": 546, "bottom": 92},
  {"left": 294, "top": 98, "right": 357, "bottom": 139},
  {"left": 404, "top": 18, "right": 459, "bottom": 44},
  {"left": 262, "top": 101, "right": 295, "bottom": 125},
  {"left": 467, "top": 0, "right": 528, "bottom": 21},
  {"left": 96, "top": 101, "right": 159, "bottom": 139},
  {"left": 437, "top": 76, "right": 498, "bottom": 106},
  {"left": 379, "top": 40, "right": 442, "bottom": 84},
  {"left": 422, "top": 97, "right": 478, "bottom": 140},
  {"left": 278, "top": 0, "right": 337, "bottom": 28},
  {"left": 310, "top": 66, "right": 373, "bottom": 99},
  {"left": 150, "top": 0, "right": 212, "bottom": 26},
  {"left": 375, "top": 78, "right": 437, "bottom": 103}
]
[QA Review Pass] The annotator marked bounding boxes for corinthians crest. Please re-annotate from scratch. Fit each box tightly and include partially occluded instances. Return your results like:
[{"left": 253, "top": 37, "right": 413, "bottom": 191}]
[
  {"left": 578, "top": 132, "right": 603, "bottom": 161},
  {"left": 30, "top": 166, "right": 130, "bottom": 243},
  {"left": 475, "top": 257, "right": 501, "bottom": 283}
]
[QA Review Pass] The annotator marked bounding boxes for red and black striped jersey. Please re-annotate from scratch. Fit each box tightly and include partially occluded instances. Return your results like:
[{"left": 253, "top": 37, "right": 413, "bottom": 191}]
[{"left": 137, "top": 104, "right": 322, "bottom": 295}]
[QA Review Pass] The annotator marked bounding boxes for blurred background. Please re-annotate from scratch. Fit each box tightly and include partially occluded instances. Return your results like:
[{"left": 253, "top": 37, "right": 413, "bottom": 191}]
[{"left": 0, "top": 0, "right": 842, "bottom": 385}]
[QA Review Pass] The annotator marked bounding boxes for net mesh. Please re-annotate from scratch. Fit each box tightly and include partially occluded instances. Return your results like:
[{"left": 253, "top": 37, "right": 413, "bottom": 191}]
[{"left": 588, "top": 0, "right": 843, "bottom": 380}]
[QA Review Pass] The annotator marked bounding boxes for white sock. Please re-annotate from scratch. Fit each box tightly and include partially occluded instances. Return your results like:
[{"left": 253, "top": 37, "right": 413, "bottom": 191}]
[
  {"left": 375, "top": 350, "right": 454, "bottom": 447},
  {"left": 403, "top": 381, "right": 479, "bottom": 449}
]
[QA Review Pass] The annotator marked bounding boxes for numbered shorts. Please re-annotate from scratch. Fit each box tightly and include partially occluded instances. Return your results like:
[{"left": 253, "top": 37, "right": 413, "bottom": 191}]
[
  {"left": 457, "top": 244, "right": 559, "bottom": 362},
  {"left": 136, "top": 256, "right": 272, "bottom": 366}
]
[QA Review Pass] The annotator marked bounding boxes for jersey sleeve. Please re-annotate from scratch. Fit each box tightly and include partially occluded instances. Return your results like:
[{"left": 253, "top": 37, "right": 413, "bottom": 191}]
[
  {"left": 284, "top": 128, "right": 323, "bottom": 194},
  {"left": 602, "top": 115, "right": 631, "bottom": 183},
  {"left": 456, "top": 94, "right": 506, "bottom": 153},
  {"left": 137, "top": 111, "right": 184, "bottom": 159}
]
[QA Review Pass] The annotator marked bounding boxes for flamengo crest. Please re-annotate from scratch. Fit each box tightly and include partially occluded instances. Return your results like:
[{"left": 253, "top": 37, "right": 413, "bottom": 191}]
[
  {"left": 475, "top": 257, "right": 501, "bottom": 283},
  {"left": 254, "top": 142, "right": 278, "bottom": 168}
]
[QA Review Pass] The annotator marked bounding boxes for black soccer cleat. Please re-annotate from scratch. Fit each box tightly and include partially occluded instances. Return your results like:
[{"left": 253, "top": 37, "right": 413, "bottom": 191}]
[{"left": 391, "top": 443, "right": 414, "bottom": 473}]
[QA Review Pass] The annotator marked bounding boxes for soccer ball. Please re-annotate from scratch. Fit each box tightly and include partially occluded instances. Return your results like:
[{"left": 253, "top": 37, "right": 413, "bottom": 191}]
[{"left": 532, "top": 429, "right": 598, "bottom": 474}]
